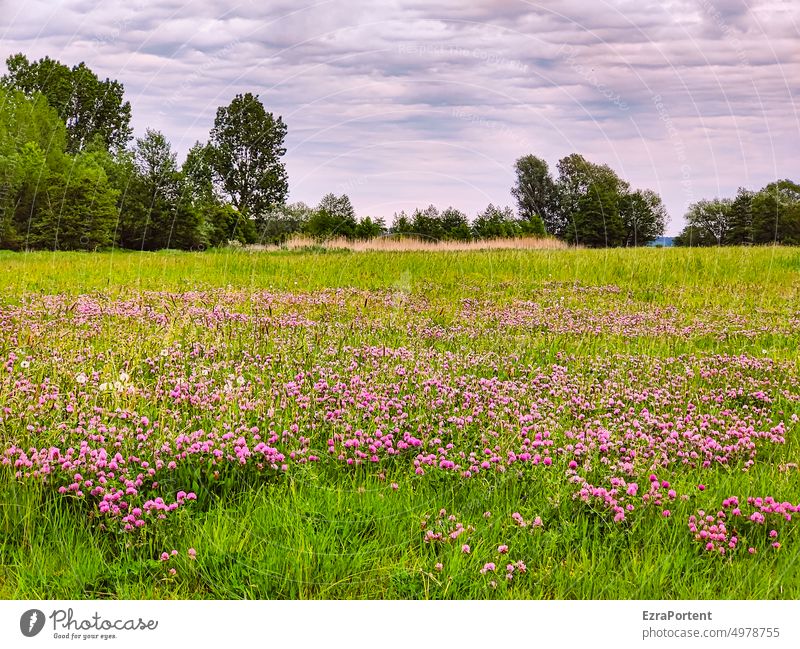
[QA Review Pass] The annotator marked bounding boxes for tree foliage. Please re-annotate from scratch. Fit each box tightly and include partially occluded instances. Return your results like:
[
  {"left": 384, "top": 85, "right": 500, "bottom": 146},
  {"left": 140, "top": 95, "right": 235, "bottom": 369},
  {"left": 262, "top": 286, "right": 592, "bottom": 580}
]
[
  {"left": 512, "top": 152, "right": 666, "bottom": 246},
  {"left": 202, "top": 203, "right": 256, "bottom": 247},
  {"left": 558, "top": 154, "right": 628, "bottom": 247},
  {"left": 620, "top": 189, "right": 668, "bottom": 247},
  {"left": 0, "top": 86, "right": 120, "bottom": 250},
  {"left": 724, "top": 188, "right": 755, "bottom": 245},
  {"left": 305, "top": 193, "right": 357, "bottom": 239},
  {"left": 390, "top": 211, "right": 414, "bottom": 236},
  {"left": 472, "top": 204, "right": 520, "bottom": 239},
  {"left": 674, "top": 199, "right": 736, "bottom": 247},
  {"left": 2, "top": 53, "right": 132, "bottom": 152},
  {"left": 256, "top": 202, "right": 313, "bottom": 245},
  {"left": 208, "top": 93, "right": 288, "bottom": 222},
  {"left": 751, "top": 180, "right": 800, "bottom": 245},
  {"left": 355, "top": 216, "right": 386, "bottom": 239},
  {"left": 30, "top": 153, "right": 119, "bottom": 250},
  {"left": 511, "top": 155, "right": 556, "bottom": 237}
]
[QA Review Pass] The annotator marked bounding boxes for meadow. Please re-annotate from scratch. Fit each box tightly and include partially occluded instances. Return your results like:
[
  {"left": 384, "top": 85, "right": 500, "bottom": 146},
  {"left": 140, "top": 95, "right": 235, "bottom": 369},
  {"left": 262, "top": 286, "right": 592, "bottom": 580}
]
[{"left": 1, "top": 246, "right": 799, "bottom": 599}]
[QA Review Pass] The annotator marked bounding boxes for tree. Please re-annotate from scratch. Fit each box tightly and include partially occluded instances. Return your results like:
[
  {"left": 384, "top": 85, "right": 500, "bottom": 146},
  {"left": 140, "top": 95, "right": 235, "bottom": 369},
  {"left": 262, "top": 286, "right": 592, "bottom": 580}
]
[
  {"left": 2, "top": 53, "right": 132, "bottom": 152},
  {"left": 750, "top": 180, "right": 800, "bottom": 245},
  {"left": 0, "top": 87, "right": 68, "bottom": 247},
  {"left": 305, "top": 193, "right": 357, "bottom": 239},
  {"left": 724, "top": 188, "right": 755, "bottom": 245},
  {"left": 255, "top": 202, "right": 312, "bottom": 244},
  {"left": 182, "top": 141, "right": 216, "bottom": 206},
  {"left": 0, "top": 87, "right": 67, "bottom": 165},
  {"left": 208, "top": 93, "right": 288, "bottom": 223},
  {"left": 555, "top": 154, "right": 593, "bottom": 224},
  {"left": 119, "top": 129, "right": 204, "bottom": 250},
  {"left": 202, "top": 204, "right": 255, "bottom": 247},
  {"left": 390, "top": 211, "right": 414, "bottom": 236},
  {"left": 676, "top": 199, "right": 733, "bottom": 246},
  {"left": 619, "top": 189, "right": 667, "bottom": 246},
  {"left": 568, "top": 184, "right": 624, "bottom": 247},
  {"left": 387, "top": 206, "right": 470, "bottom": 241},
  {"left": 118, "top": 129, "right": 175, "bottom": 249},
  {"left": 439, "top": 207, "right": 472, "bottom": 241},
  {"left": 135, "top": 129, "right": 178, "bottom": 196},
  {"left": 6, "top": 141, "right": 52, "bottom": 249},
  {"left": 517, "top": 212, "right": 546, "bottom": 237},
  {"left": 355, "top": 216, "right": 386, "bottom": 239},
  {"left": 557, "top": 154, "right": 628, "bottom": 247},
  {"left": 472, "top": 204, "right": 521, "bottom": 239},
  {"left": 673, "top": 225, "right": 718, "bottom": 247},
  {"left": 0, "top": 86, "right": 119, "bottom": 251},
  {"left": 410, "top": 204, "right": 445, "bottom": 241},
  {"left": 180, "top": 141, "right": 256, "bottom": 247},
  {"left": 30, "top": 152, "right": 119, "bottom": 250},
  {"left": 512, "top": 155, "right": 558, "bottom": 236},
  {"left": 510, "top": 152, "right": 669, "bottom": 246},
  {"left": 395, "top": 205, "right": 472, "bottom": 241}
]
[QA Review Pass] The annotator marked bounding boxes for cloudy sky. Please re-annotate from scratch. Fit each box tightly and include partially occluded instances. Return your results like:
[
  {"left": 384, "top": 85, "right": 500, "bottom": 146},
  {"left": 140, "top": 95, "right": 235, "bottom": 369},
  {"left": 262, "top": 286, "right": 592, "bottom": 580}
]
[{"left": 1, "top": 0, "right": 798, "bottom": 233}]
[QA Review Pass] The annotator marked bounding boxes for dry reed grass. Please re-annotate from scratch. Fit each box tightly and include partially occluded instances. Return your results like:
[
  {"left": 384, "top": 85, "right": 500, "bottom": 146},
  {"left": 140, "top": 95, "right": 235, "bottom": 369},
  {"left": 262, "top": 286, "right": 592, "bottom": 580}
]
[{"left": 246, "top": 235, "right": 568, "bottom": 252}]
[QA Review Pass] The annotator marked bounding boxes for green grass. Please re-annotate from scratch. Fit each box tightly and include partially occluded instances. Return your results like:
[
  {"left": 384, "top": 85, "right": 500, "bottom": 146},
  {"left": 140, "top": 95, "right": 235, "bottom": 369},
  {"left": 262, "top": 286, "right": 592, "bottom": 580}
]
[
  {"left": 1, "top": 246, "right": 799, "bottom": 599},
  {"left": 2, "top": 246, "right": 798, "bottom": 300},
  {"left": 3, "top": 468, "right": 798, "bottom": 599}
]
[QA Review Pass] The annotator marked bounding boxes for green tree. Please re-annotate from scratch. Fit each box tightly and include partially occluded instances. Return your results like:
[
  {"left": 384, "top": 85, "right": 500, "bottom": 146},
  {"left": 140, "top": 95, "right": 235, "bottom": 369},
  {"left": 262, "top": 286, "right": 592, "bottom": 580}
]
[
  {"left": 556, "top": 154, "right": 629, "bottom": 247},
  {"left": 255, "top": 202, "right": 312, "bottom": 244},
  {"left": 30, "top": 152, "right": 119, "bottom": 250},
  {"left": 517, "top": 212, "right": 546, "bottom": 237},
  {"left": 676, "top": 199, "right": 733, "bottom": 246},
  {"left": 0, "top": 87, "right": 120, "bottom": 251},
  {"left": 182, "top": 141, "right": 216, "bottom": 206},
  {"left": 401, "top": 205, "right": 471, "bottom": 241},
  {"left": 390, "top": 211, "right": 414, "bottom": 236},
  {"left": 208, "top": 93, "right": 288, "bottom": 223},
  {"left": 751, "top": 180, "right": 800, "bottom": 245},
  {"left": 355, "top": 216, "right": 386, "bottom": 239},
  {"left": 512, "top": 155, "right": 558, "bottom": 236},
  {"left": 0, "top": 87, "right": 67, "bottom": 165},
  {"left": 472, "top": 204, "right": 521, "bottom": 239},
  {"left": 569, "top": 186, "right": 624, "bottom": 247},
  {"left": 305, "top": 193, "right": 357, "bottom": 239},
  {"left": 673, "top": 224, "right": 718, "bottom": 247},
  {"left": 410, "top": 205, "right": 445, "bottom": 241},
  {"left": 0, "top": 88, "right": 74, "bottom": 249},
  {"left": 439, "top": 207, "right": 472, "bottom": 241},
  {"left": 202, "top": 204, "right": 256, "bottom": 247},
  {"left": 0, "top": 87, "right": 69, "bottom": 247},
  {"left": 180, "top": 141, "right": 254, "bottom": 247},
  {"left": 724, "top": 188, "right": 755, "bottom": 245},
  {"left": 120, "top": 129, "right": 204, "bottom": 250},
  {"left": 619, "top": 189, "right": 667, "bottom": 246},
  {"left": 2, "top": 53, "right": 132, "bottom": 152},
  {"left": 6, "top": 141, "right": 51, "bottom": 249},
  {"left": 118, "top": 129, "right": 174, "bottom": 249}
]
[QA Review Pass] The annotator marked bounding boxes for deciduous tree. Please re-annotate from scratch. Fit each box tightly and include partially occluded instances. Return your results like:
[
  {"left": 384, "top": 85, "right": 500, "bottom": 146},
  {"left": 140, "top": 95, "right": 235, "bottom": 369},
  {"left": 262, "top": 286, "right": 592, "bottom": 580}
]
[
  {"left": 619, "top": 188, "right": 668, "bottom": 246},
  {"left": 208, "top": 93, "right": 288, "bottom": 223},
  {"left": 2, "top": 53, "right": 132, "bottom": 152},
  {"left": 511, "top": 155, "right": 557, "bottom": 236}
]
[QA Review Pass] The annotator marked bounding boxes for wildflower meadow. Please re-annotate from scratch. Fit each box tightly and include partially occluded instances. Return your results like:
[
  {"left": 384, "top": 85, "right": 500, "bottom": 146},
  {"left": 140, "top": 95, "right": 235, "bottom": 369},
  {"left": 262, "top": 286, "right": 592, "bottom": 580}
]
[{"left": 1, "top": 246, "right": 799, "bottom": 599}]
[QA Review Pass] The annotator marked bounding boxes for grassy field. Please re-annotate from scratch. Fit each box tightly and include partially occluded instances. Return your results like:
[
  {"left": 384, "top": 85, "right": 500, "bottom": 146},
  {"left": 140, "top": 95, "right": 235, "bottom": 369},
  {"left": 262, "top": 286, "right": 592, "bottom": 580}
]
[{"left": 1, "top": 246, "right": 799, "bottom": 599}]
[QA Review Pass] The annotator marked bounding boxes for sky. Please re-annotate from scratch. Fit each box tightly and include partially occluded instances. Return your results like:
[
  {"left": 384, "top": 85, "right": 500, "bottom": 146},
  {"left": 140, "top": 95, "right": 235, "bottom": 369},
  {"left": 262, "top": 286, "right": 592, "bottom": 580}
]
[{"left": 1, "top": 0, "right": 798, "bottom": 234}]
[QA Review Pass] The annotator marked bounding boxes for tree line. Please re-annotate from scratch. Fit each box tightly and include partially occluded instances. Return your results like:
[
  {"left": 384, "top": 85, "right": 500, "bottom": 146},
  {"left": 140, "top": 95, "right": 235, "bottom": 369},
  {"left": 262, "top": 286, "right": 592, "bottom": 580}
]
[
  {"left": 673, "top": 183, "right": 800, "bottom": 246},
  {"left": 0, "top": 54, "right": 287, "bottom": 250},
  {"left": 1, "top": 53, "right": 795, "bottom": 251}
]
